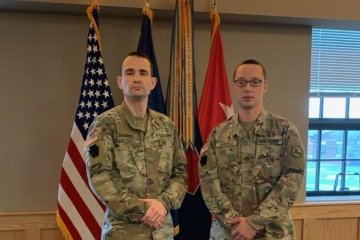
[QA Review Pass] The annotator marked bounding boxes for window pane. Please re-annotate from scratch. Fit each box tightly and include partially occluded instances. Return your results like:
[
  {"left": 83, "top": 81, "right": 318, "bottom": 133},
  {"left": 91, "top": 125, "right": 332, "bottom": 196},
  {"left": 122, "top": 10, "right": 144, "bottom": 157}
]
[
  {"left": 320, "top": 130, "right": 344, "bottom": 159},
  {"left": 307, "top": 130, "right": 319, "bottom": 159},
  {"left": 309, "top": 97, "right": 320, "bottom": 118},
  {"left": 349, "top": 98, "right": 360, "bottom": 118},
  {"left": 346, "top": 161, "right": 360, "bottom": 191},
  {"left": 323, "top": 97, "right": 346, "bottom": 118},
  {"left": 306, "top": 161, "right": 317, "bottom": 191},
  {"left": 319, "top": 161, "right": 342, "bottom": 191},
  {"left": 346, "top": 131, "right": 360, "bottom": 159}
]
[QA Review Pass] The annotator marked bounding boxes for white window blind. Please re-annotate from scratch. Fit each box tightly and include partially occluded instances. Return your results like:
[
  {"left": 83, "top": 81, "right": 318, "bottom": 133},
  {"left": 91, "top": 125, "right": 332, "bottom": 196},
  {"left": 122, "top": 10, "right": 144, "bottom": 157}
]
[{"left": 311, "top": 28, "right": 360, "bottom": 93}]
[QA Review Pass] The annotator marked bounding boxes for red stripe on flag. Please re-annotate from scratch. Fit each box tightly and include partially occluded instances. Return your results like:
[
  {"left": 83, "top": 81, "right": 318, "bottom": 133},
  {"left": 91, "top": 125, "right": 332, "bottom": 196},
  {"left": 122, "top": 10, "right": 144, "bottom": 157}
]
[
  {"left": 68, "top": 137, "right": 106, "bottom": 210},
  {"left": 67, "top": 138, "right": 88, "bottom": 185},
  {"left": 60, "top": 167, "right": 102, "bottom": 238},
  {"left": 57, "top": 203, "right": 81, "bottom": 240}
]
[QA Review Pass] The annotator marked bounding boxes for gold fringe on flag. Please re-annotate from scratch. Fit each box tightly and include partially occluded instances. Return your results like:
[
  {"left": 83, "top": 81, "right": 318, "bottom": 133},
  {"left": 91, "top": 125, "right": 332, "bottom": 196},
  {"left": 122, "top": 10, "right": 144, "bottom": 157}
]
[
  {"left": 56, "top": 209, "right": 73, "bottom": 240},
  {"left": 210, "top": 9, "right": 220, "bottom": 40},
  {"left": 142, "top": 5, "right": 154, "bottom": 25},
  {"left": 87, "top": 0, "right": 103, "bottom": 51}
]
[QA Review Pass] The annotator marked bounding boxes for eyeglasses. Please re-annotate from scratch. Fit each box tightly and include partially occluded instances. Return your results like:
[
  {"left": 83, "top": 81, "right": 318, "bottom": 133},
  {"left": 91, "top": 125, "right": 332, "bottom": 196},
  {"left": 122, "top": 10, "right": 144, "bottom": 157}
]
[{"left": 233, "top": 79, "right": 264, "bottom": 87}]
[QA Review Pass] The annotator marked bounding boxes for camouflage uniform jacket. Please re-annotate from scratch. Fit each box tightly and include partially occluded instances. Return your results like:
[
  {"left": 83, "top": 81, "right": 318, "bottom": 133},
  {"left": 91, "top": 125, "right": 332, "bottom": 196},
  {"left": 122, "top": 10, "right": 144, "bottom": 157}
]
[
  {"left": 85, "top": 102, "right": 187, "bottom": 240},
  {"left": 199, "top": 109, "right": 305, "bottom": 239}
]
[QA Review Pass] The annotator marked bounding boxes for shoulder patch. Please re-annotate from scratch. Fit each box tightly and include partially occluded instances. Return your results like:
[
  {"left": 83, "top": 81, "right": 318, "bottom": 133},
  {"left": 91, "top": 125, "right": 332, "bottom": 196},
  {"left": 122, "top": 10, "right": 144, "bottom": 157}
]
[
  {"left": 85, "top": 132, "right": 98, "bottom": 148},
  {"left": 200, "top": 155, "right": 208, "bottom": 166},
  {"left": 291, "top": 146, "right": 303, "bottom": 157},
  {"left": 89, "top": 144, "right": 99, "bottom": 158}
]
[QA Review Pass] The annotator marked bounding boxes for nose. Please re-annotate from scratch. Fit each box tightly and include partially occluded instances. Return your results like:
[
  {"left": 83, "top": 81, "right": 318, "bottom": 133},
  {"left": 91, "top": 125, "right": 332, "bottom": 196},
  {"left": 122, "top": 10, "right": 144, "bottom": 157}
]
[{"left": 243, "top": 81, "right": 253, "bottom": 90}]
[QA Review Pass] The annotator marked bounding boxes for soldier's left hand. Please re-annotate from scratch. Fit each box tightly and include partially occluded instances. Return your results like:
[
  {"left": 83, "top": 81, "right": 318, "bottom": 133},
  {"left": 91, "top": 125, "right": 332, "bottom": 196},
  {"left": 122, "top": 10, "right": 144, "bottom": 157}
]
[
  {"left": 228, "top": 216, "right": 256, "bottom": 240},
  {"left": 140, "top": 198, "right": 167, "bottom": 229}
]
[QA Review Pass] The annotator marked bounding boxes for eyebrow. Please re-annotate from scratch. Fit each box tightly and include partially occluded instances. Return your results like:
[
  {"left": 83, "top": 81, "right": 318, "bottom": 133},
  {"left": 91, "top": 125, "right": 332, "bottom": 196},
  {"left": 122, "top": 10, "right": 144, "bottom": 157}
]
[
  {"left": 139, "top": 69, "right": 150, "bottom": 75},
  {"left": 123, "top": 68, "right": 150, "bottom": 75},
  {"left": 234, "top": 77, "right": 262, "bottom": 81}
]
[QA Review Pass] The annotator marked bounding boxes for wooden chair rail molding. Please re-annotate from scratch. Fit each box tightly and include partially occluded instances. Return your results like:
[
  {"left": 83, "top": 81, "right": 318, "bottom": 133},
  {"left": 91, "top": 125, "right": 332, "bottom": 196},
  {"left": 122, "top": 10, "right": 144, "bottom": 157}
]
[
  {"left": 0, "top": 202, "right": 359, "bottom": 240},
  {"left": 290, "top": 201, "right": 360, "bottom": 219}
]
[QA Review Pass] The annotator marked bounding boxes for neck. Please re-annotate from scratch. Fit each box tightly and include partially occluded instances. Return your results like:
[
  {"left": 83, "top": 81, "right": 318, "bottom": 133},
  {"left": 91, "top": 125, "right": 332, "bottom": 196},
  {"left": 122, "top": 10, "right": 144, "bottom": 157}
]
[
  {"left": 238, "top": 107, "right": 262, "bottom": 122},
  {"left": 124, "top": 97, "right": 148, "bottom": 118}
]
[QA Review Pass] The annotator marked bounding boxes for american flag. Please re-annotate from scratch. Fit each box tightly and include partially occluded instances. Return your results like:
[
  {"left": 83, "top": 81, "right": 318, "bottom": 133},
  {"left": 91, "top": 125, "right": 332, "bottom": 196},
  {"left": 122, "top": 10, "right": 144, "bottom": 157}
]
[{"left": 56, "top": 4, "right": 114, "bottom": 239}]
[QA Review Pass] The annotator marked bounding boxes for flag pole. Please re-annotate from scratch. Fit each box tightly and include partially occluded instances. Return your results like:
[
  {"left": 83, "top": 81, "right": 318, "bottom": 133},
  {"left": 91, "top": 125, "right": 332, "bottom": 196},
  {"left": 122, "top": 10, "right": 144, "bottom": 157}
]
[
  {"left": 212, "top": 0, "right": 217, "bottom": 9},
  {"left": 210, "top": 0, "right": 220, "bottom": 40},
  {"left": 143, "top": 0, "right": 153, "bottom": 24},
  {"left": 86, "top": 0, "right": 103, "bottom": 51}
]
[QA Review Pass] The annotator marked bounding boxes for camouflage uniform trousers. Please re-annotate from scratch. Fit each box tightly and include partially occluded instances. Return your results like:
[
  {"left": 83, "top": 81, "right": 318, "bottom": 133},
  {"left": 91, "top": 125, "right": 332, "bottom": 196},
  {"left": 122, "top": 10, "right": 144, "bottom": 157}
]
[
  {"left": 102, "top": 213, "right": 174, "bottom": 240},
  {"left": 209, "top": 220, "right": 295, "bottom": 240}
]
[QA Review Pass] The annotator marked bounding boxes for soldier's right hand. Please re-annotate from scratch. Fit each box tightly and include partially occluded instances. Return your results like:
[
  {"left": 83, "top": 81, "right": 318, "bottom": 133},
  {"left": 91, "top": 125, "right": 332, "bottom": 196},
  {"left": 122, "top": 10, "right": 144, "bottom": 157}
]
[{"left": 140, "top": 199, "right": 167, "bottom": 229}]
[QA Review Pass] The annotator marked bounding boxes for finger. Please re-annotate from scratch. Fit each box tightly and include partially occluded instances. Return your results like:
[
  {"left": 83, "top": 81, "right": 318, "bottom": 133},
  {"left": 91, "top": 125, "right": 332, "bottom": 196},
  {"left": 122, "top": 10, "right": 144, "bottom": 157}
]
[
  {"left": 228, "top": 218, "right": 241, "bottom": 224},
  {"left": 231, "top": 229, "right": 239, "bottom": 238},
  {"left": 234, "top": 234, "right": 242, "bottom": 240},
  {"left": 148, "top": 219, "right": 162, "bottom": 229}
]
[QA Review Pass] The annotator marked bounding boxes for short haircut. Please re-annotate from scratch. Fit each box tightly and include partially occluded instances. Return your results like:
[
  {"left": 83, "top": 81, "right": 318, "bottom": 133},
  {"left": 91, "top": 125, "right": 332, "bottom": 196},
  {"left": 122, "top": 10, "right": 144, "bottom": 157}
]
[
  {"left": 232, "top": 59, "right": 267, "bottom": 80},
  {"left": 120, "top": 51, "right": 153, "bottom": 76}
]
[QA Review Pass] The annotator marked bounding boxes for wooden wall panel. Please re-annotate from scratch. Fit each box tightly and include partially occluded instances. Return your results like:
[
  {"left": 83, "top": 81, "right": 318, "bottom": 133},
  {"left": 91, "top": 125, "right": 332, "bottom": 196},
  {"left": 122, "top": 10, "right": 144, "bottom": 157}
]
[
  {"left": 293, "top": 219, "right": 303, "bottom": 240},
  {"left": 0, "top": 230, "right": 25, "bottom": 240},
  {"left": 0, "top": 212, "right": 63, "bottom": 240},
  {"left": 0, "top": 203, "right": 359, "bottom": 240},
  {"left": 40, "top": 228, "right": 63, "bottom": 240},
  {"left": 302, "top": 218, "right": 358, "bottom": 240}
]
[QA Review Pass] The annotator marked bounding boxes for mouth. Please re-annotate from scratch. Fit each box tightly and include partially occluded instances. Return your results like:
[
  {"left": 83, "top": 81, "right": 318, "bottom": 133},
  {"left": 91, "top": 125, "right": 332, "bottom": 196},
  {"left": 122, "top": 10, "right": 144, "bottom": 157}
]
[
  {"left": 242, "top": 96, "right": 253, "bottom": 101},
  {"left": 131, "top": 85, "right": 143, "bottom": 90}
]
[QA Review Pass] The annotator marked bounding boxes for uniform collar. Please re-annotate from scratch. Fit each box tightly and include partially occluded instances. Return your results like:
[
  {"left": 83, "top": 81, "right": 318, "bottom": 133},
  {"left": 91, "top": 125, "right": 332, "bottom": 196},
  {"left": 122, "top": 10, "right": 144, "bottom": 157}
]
[
  {"left": 120, "top": 102, "right": 149, "bottom": 132},
  {"left": 119, "top": 102, "right": 166, "bottom": 133},
  {"left": 233, "top": 109, "right": 269, "bottom": 137}
]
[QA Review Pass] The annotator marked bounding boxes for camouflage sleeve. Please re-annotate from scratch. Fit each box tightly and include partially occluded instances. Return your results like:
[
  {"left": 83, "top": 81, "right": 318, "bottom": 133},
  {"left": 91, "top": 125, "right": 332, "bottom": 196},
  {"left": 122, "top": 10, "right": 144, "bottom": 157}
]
[
  {"left": 85, "top": 117, "right": 147, "bottom": 222},
  {"left": 199, "top": 130, "right": 240, "bottom": 230},
  {"left": 246, "top": 122, "right": 305, "bottom": 230},
  {"left": 156, "top": 131, "right": 187, "bottom": 210}
]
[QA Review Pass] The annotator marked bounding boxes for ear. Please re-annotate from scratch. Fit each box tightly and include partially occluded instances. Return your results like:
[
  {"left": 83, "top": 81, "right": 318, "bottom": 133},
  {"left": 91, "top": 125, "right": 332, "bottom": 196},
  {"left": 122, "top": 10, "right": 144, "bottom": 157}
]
[
  {"left": 263, "top": 80, "right": 269, "bottom": 93},
  {"left": 150, "top": 77, "right": 157, "bottom": 90},
  {"left": 116, "top": 76, "right": 122, "bottom": 90}
]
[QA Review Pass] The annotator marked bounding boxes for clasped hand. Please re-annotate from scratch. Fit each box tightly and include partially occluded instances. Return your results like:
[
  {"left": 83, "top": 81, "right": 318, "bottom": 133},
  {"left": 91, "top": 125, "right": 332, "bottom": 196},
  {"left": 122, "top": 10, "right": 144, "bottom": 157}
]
[
  {"left": 228, "top": 217, "right": 256, "bottom": 240},
  {"left": 140, "top": 199, "right": 167, "bottom": 229}
]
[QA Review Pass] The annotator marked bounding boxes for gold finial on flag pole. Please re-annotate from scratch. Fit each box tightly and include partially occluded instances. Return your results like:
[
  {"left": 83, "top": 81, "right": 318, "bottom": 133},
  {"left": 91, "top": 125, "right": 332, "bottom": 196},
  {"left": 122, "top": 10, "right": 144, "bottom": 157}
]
[
  {"left": 87, "top": 0, "right": 103, "bottom": 51},
  {"left": 143, "top": 0, "right": 153, "bottom": 24},
  {"left": 210, "top": 0, "right": 220, "bottom": 40},
  {"left": 210, "top": 0, "right": 218, "bottom": 19}
]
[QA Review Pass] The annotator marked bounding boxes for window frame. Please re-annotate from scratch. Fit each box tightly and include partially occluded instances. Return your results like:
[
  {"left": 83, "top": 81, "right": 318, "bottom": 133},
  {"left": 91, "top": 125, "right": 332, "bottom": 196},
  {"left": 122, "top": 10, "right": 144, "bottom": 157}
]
[{"left": 307, "top": 94, "right": 360, "bottom": 196}]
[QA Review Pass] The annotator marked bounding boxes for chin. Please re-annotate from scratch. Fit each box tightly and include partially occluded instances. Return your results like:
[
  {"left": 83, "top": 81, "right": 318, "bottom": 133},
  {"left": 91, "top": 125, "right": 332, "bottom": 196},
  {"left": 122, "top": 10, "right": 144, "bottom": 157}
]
[{"left": 240, "top": 103, "right": 254, "bottom": 110}]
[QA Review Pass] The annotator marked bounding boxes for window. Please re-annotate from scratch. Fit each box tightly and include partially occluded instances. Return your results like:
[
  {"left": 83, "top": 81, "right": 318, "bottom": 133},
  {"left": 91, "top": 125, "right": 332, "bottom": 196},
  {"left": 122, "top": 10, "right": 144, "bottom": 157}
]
[{"left": 308, "top": 29, "right": 360, "bottom": 196}]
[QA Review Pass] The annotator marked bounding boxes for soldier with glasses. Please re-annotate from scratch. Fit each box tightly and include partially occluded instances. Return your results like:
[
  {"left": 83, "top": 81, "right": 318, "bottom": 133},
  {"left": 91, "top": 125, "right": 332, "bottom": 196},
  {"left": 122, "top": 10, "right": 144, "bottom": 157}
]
[{"left": 199, "top": 59, "right": 305, "bottom": 240}]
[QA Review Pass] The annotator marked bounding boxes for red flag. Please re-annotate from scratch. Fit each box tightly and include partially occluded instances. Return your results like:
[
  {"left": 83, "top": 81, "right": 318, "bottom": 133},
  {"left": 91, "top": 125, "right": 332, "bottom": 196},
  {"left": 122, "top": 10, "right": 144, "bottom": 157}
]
[
  {"left": 56, "top": 3, "right": 114, "bottom": 239},
  {"left": 198, "top": 9, "right": 233, "bottom": 144}
]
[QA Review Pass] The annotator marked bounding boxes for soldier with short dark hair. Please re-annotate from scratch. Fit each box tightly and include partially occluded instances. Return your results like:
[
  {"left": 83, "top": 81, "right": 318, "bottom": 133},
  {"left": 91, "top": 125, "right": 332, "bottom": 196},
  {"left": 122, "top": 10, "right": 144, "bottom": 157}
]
[
  {"left": 199, "top": 59, "right": 305, "bottom": 240},
  {"left": 85, "top": 52, "right": 187, "bottom": 240}
]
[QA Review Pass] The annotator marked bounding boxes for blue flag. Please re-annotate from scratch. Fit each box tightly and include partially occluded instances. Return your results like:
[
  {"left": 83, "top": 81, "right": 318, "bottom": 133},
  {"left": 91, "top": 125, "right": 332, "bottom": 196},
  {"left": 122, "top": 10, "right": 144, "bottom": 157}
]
[{"left": 137, "top": 7, "right": 166, "bottom": 114}]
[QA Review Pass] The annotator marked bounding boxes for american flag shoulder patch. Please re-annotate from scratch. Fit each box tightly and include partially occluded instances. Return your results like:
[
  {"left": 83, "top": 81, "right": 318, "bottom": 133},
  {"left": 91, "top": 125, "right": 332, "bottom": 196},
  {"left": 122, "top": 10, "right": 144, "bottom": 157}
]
[{"left": 85, "top": 132, "right": 98, "bottom": 148}]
